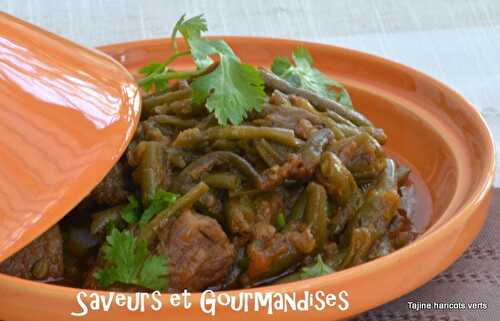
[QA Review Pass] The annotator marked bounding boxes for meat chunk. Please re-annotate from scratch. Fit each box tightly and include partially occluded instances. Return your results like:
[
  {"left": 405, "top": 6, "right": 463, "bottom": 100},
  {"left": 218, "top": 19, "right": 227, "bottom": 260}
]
[
  {"left": 260, "top": 154, "right": 311, "bottom": 191},
  {"left": 333, "top": 133, "right": 386, "bottom": 181},
  {"left": 157, "top": 210, "right": 235, "bottom": 292},
  {"left": 0, "top": 226, "right": 63, "bottom": 280},
  {"left": 91, "top": 162, "right": 130, "bottom": 206},
  {"left": 243, "top": 222, "right": 315, "bottom": 283}
]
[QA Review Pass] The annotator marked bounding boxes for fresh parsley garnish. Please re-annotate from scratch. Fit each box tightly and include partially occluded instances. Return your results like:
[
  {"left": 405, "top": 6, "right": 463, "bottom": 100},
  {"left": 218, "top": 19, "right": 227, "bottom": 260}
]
[
  {"left": 271, "top": 47, "right": 353, "bottom": 109},
  {"left": 121, "top": 195, "right": 141, "bottom": 225},
  {"left": 138, "top": 190, "right": 179, "bottom": 228},
  {"left": 121, "top": 190, "right": 178, "bottom": 228},
  {"left": 138, "top": 14, "right": 265, "bottom": 126},
  {"left": 171, "top": 14, "right": 208, "bottom": 50},
  {"left": 94, "top": 228, "right": 168, "bottom": 291},
  {"left": 189, "top": 38, "right": 265, "bottom": 125},
  {"left": 287, "top": 255, "right": 333, "bottom": 281}
]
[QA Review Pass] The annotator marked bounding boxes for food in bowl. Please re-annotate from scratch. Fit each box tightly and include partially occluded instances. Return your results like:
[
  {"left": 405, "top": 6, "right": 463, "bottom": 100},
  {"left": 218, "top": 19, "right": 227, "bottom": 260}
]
[{"left": 0, "top": 15, "right": 419, "bottom": 293}]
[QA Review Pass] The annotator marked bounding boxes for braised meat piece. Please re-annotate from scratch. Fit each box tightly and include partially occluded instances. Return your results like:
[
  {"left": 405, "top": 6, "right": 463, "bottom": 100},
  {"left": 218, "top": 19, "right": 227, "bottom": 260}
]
[
  {"left": 90, "top": 162, "right": 130, "bottom": 206},
  {"left": 157, "top": 210, "right": 235, "bottom": 292},
  {"left": 0, "top": 226, "right": 63, "bottom": 280}
]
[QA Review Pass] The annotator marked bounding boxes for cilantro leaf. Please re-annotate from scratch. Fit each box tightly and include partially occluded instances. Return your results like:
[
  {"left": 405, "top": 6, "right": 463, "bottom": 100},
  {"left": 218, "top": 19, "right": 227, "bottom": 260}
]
[
  {"left": 121, "top": 195, "right": 141, "bottom": 225},
  {"left": 94, "top": 228, "right": 168, "bottom": 291},
  {"left": 138, "top": 14, "right": 265, "bottom": 125},
  {"left": 138, "top": 190, "right": 179, "bottom": 228},
  {"left": 280, "top": 255, "right": 333, "bottom": 283},
  {"left": 189, "top": 38, "right": 266, "bottom": 125},
  {"left": 138, "top": 62, "right": 168, "bottom": 92},
  {"left": 299, "top": 255, "right": 333, "bottom": 278},
  {"left": 271, "top": 47, "right": 353, "bottom": 109},
  {"left": 171, "top": 14, "right": 208, "bottom": 50}
]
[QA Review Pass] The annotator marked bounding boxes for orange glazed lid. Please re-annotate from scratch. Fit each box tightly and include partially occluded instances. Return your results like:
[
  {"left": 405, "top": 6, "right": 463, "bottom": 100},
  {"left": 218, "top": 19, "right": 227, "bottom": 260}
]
[{"left": 0, "top": 12, "right": 140, "bottom": 261}]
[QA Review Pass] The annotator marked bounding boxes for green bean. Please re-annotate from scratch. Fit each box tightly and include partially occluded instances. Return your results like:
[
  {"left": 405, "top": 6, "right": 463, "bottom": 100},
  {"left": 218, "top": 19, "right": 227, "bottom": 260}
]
[
  {"left": 289, "top": 95, "right": 318, "bottom": 113},
  {"left": 361, "top": 126, "right": 387, "bottom": 145},
  {"left": 338, "top": 228, "right": 373, "bottom": 269},
  {"left": 259, "top": 68, "right": 373, "bottom": 127},
  {"left": 154, "top": 98, "right": 205, "bottom": 116},
  {"left": 300, "top": 128, "right": 332, "bottom": 171},
  {"left": 325, "top": 110, "right": 355, "bottom": 126},
  {"left": 132, "top": 141, "right": 167, "bottom": 206},
  {"left": 196, "top": 114, "right": 218, "bottom": 130},
  {"left": 142, "top": 88, "right": 191, "bottom": 115},
  {"left": 334, "top": 132, "right": 386, "bottom": 181},
  {"left": 173, "top": 126, "right": 301, "bottom": 148},
  {"left": 315, "top": 152, "right": 360, "bottom": 205},
  {"left": 151, "top": 115, "right": 198, "bottom": 129},
  {"left": 90, "top": 205, "right": 125, "bottom": 236},
  {"left": 259, "top": 103, "right": 344, "bottom": 139},
  {"left": 269, "top": 90, "right": 292, "bottom": 106},
  {"left": 173, "top": 151, "right": 263, "bottom": 190},
  {"left": 254, "top": 139, "right": 286, "bottom": 167},
  {"left": 329, "top": 196, "right": 362, "bottom": 236},
  {"left": 211, "top": 139, "right": 239, "bottom": 150},
  {"left": 304, "top": 182, "right": 328, "bottom": 253},
  {"left": 340, "top": 159, "right": 400, "bottom": 267},
  {"left": 140, "top": 181, "right": 209, "bottom": 242},
  {"left": 202, "top": 173, "right": 241, "bottom": 190},
  {"left": 287, "top": 189, "right": 307, "bottom": 223}
]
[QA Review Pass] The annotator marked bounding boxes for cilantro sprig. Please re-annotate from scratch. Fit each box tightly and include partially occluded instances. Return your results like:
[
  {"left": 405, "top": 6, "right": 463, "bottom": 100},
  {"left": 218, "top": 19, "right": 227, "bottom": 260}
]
[
  {"left": 138, "top": 14, "right": 265, "bottom": 125},
  {"left": 121, "top": 190, "right": 179, "bottom": 228},
  {"left": 283, "top": 255, "right": 333, "bottom": 282},
  {"left": 94, "top": 228, "right": 168, "bottom": 291},
  {"left": 271, "top": 47, "right": 353, "bottom": 109}
]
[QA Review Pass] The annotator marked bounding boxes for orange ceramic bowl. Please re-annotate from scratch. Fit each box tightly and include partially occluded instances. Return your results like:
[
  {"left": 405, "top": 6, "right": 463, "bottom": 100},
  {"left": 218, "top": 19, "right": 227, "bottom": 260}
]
[{"left": 0, "top": 37, "right": 495, "bottom": 321}]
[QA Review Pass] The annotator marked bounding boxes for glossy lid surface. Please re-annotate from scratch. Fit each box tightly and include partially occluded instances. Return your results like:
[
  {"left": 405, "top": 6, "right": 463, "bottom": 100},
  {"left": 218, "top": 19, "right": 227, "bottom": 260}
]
[{"left": 0, "top": 13, "right": 141, "bottom": 260}]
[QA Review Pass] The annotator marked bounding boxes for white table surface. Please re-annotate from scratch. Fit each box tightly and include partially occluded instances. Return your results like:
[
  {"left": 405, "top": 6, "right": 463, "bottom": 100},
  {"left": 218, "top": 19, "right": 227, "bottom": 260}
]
[{"left": 2, "top": 0, "right": 499, "bottom": 187}]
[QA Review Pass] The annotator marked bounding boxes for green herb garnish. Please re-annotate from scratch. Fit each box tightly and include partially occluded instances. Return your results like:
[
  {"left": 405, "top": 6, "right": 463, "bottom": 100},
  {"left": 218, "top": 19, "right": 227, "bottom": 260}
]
[
  {"left": 271, "top": 47, "right": 353, "bottom": 108},
  {"left": 121, "top": 195, "right": 141, "bottom": 225},
  {"left": 94, "top": 228, "right": 168, "bottom": 291},
  {"left": 281, "top": 255, "right": 333, "bottom": 283},
  {"left": 138, "top": 14, "right": 265, "bottom": 126},
  {"left": 138, "top": 190, "right": 179, "bottom": 228},
  {"left": 121, "top": 190, "right": 178, "bottom": 227}
]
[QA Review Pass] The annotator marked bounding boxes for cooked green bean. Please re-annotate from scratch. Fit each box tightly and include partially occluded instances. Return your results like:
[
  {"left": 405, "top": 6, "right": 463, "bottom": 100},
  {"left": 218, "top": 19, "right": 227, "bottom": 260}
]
[
  {"left": 142, "top": 88, "right": 192, "bottom": 114},
  {"left": 173, "top": 126, "right": 301, "bottom": 148},
  {"left": 151, "top": 114, "right": 198, "bottom": 128},
  {"left": 334, "top": 132, "right": 387, "bottom": 181},
  {"left": 300, "top": 128, "right": 332, "bottom": 171},
  {"left": 202, "top": 172, "right": 241, "bottom": 190},
  {"left": 173, "top": 151, "right": 263, "bottom": 190},
  {"left": 304, "top": 182, "right": 328, "bottom": 253},
  {"left": 340, "top": 159, "right": 400, "bottom": 268},
  {"left": 287, "top": 188, "right": 307, "bottom": 223},
  {"left": 132, "top": 141, "right": 167, "bottom": 206},
  {"left": 316, "top": 152, "right": 360, "bottom": 205},
  {"left": 258, "top": 103, "right": 344, "bottom": 139},
  {"left": 254, "top": 139, "right": 286, "bottom": 167},
  {"left": 259, "top": 68, "right": 373, "bottom": 127}
]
